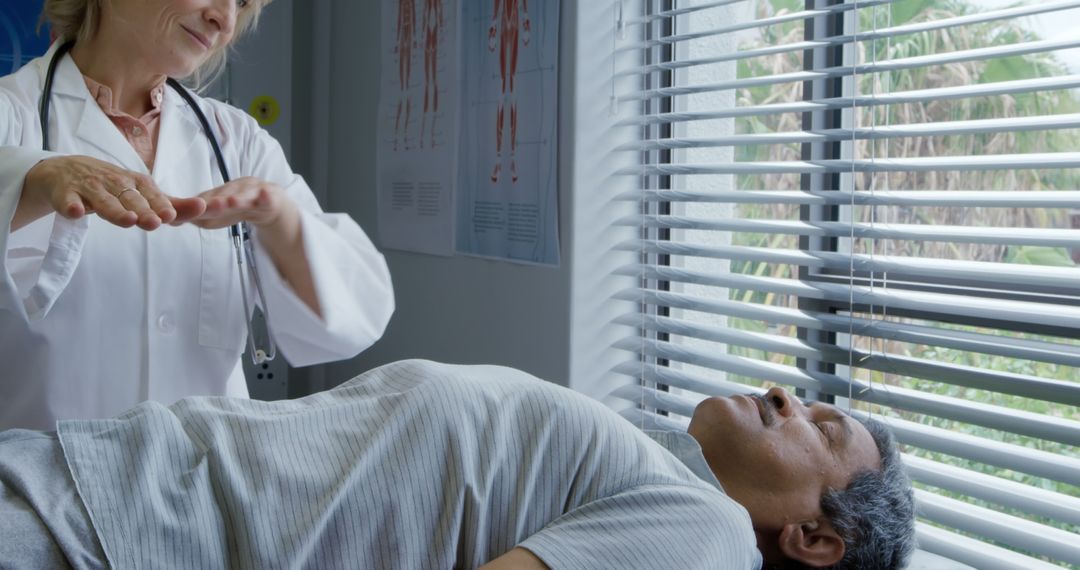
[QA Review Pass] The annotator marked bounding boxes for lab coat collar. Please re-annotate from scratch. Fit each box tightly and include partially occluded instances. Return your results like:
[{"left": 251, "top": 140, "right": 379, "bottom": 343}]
[
  {"left": 36, "top": 41, "right": 204, "bottom": 179},
  {"left": 155, "top": 85, "right": 212, "bottom": 184}
]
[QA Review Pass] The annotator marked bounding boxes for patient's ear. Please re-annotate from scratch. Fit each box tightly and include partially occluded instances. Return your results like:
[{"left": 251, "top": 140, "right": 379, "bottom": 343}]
[{"left": 777, "top": 519, "right": 845, "bottom": 568}]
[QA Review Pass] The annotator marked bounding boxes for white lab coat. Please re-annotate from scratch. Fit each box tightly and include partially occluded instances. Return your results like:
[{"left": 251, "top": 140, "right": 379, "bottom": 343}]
[{"left": 0, "top": 43, "right": 395, "bottom": 430}]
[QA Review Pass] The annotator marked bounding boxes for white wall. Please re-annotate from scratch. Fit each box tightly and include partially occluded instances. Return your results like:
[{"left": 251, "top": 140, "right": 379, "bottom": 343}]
[{"left": 289, "top": 0, "right": 640, "bottom": 397}]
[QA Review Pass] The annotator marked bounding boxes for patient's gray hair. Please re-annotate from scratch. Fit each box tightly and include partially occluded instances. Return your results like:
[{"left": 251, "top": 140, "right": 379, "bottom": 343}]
[
  {"left": 820, "top": 415, "right": 916, "bottom": 569},
  {"left": 40, "top": 0, "right": 270, "bottom": 87},
  {"left": 766, "top": 415, "right": 916, "bottom": 570}
]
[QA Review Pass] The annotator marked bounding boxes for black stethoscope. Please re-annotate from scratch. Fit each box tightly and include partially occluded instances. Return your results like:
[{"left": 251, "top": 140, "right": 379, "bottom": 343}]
[{"left": 40, "top": 40, "right": 276, "bottom": 365}]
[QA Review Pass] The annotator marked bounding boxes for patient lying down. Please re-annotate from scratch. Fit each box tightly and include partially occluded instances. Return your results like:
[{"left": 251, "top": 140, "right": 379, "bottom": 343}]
[{"left": 0, "top": 360, "right": 914, "bottom": 569}]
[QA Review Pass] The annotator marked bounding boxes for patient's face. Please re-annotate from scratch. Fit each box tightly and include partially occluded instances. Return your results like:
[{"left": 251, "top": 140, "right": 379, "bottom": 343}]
[{"left": 688, "top": 387, "right": 880, "bottom": 531}]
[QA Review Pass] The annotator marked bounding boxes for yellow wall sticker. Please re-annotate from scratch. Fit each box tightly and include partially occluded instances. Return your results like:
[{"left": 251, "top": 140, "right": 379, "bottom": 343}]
[{"left": 248, "top": 95, "right": 281, "bottom": 126}]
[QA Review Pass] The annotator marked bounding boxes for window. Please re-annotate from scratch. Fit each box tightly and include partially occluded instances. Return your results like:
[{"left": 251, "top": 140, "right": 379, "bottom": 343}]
[{"left": 610, "top": 1, "right": 1080, "bottom": 567}]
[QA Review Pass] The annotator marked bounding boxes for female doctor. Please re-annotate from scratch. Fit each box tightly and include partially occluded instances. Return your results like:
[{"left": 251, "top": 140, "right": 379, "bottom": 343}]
[{"left": 0, "top": 0, "right": 395, "bottom": 430}]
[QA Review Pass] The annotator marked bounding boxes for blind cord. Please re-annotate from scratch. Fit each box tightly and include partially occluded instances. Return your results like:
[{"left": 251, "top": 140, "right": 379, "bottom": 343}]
[
  {"left": 636, "top": 0, "right": 647, "bottom": 431},
  {"left": 847, "top": 0, "right": 860, "bottom": 415}
]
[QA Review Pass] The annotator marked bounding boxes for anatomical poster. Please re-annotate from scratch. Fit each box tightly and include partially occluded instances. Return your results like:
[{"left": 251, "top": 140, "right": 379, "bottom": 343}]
[
  {"left": 456, "top": 0, "right": 559, "bottom": 265},
  {"left": 377, "top": 0, "right": 459, "bottom": 256},
  {"left": 375, "top": 0, "right": 559, "bottom": 264}
]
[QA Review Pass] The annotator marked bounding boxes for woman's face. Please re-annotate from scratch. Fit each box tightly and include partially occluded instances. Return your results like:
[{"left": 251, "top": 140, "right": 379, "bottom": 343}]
[{"left": 98, "top": 0, "right": 243, "bottom": 77}]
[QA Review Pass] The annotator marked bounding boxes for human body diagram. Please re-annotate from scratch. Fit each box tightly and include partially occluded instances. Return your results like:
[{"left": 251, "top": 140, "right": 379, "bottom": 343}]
[
  {"left": 488, "top": 0, "right": 530, "bottom": 183},
  {"left": 421, "top": 0, "right": 444, "bottom": 148},
  {"left": 394, "top": 0, "right": 416, "bottom": 151}
]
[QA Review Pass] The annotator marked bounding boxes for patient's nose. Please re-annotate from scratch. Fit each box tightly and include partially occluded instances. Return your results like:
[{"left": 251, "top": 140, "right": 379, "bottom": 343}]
[{"left": 764, "top": 386, "right": 799, "bottom": 418}]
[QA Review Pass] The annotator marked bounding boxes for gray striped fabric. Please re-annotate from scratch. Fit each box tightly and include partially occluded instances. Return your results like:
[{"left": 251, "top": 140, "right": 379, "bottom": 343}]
[{"left": 57, "top": 360, "right": 760, "bottom": 569}]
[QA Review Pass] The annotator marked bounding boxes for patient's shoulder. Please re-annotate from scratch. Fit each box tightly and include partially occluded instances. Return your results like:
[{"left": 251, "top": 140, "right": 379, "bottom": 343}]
[
  {"left": 333, "top": 359, "right": 567, "bottom": 399},
  {"left": 330, "top": 359, "right": 458, "bottom": 392}
]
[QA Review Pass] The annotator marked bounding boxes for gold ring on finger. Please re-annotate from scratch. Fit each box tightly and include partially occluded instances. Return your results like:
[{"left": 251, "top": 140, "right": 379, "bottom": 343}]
[{"left": 116, "top": 187, "right": 138, "bottom": 199}]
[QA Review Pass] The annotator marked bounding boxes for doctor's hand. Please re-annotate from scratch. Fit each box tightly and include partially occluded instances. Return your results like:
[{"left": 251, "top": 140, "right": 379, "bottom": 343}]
[
  {"left": 14, "top": 155, "right": 206, "bottom": 232},
  {"left": 189, "top": 177, "right": 299, "bottom": 231},
  {"left": 192, "top": 177, "right": 321, "bottom": 317}
]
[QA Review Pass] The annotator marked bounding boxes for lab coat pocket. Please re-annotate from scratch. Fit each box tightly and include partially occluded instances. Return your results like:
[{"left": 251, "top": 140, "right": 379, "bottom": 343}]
[{"left": 197, "top": 228, "right": 248, "bottom": 353}]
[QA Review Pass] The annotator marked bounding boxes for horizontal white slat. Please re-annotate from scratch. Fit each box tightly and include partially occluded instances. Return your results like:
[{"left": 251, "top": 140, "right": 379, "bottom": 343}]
[
  {"left": 622, "top": 69, "right": 828, "bottom": 102},
  {"left": 904, "top": 454, "right": 1080, "bottom": 527},
  {"left": 625, "top": 152, "right": 1080, "bottom": 176},
  {"left": 614, "top": 313, "right": 823, "bottom": 360},
  {"left": 622, "top": 38, "right": 1080, "bottom": 102},
  {"left": 847, "top": 352, "right": 1080, "bottom": 407},
  {"left": 618, "top": 407, "right": 688, "bottom": 432},
  {"left": 877, "top": 0, "right": 1080, "bottom": 42},
  {"left": 616, "top": 75, "right": 1080, "bottom": 127},
  {"left": 885, "top": 415, "right": 1080, "bottom": 488},
  {"left": 623, "top": 265, "right": 1080, "bottom": 330},
  {"left": 606, "top": 102, "right": 804, "bottom": 127},
  {"left": 620, "top": 0, "right": 891, "bottom": 52},
  {"left": 620, "top": 313, "right": 1080, "bottom": 406},
  {"left": 623, "top": 0, "right": 746, "bottom": 26},
  {"left": 915, "top": 523, "right": 1065, "bottom": 570},
  {"left": 623, "top": 241, "right": 1080, "bottom": 291},
  {"left": 814, "top": 312, "right": 1080, "bottom": 369},
  {"left": 623, "top": 0, "right": 1080, "bottom": 80},
  {"left": 862, "top": 382, "right": 1080, "bottom": 446},
  {"left": 835, "top": 76, "right": 1080, "bottom": 110},
  {"left": 915, "top": 490, "right": 1080, "bottom": 566},
  {"left": 618, "top": 38, "right": 831, "bottom": 78},
  {"left": 618, "top": 114, "right": 1080, "bottom": 151},
  {"left": 616, "top": 288, "right": 1080, "bottom": 367},
  {"left": 612, "top": 361, "right": 767, "bottom": 403},
  {"left": 621, "top": 215, "right": 1080, "bottom": 248},
  {"left": 616, "top": 188, "right": 1080, "bottom": 208},
  {"left": 628, "top": 0, "right": 1080, "bottom": 52},
  {"left": 610, "top": 382, "right": 700, "bottom": 418},
  {"left": 851, "top": 37, "right": 1080, "bottom": 76}
]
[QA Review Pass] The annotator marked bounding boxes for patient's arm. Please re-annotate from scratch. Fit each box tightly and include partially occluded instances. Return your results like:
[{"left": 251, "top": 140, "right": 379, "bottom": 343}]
[{"left": 479, "top": 547, "right": 549, "bottom": 570}]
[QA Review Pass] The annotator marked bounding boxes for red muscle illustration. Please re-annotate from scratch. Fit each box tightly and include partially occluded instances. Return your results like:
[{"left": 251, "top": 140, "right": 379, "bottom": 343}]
[
  {"left": 395, "top": 0, "right": 417, "bottom": 151},
  {"left": 488, "top": 0, "right": 530, "bottom": 183},
  {"left": 421, "top": 0, "right": 443, "bottom": 148}
]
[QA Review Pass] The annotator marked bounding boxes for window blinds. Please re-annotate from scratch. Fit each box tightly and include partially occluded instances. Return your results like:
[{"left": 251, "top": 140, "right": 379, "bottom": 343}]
[{"left": 610, "top": 1, "right": 1080, "bottom": 567}]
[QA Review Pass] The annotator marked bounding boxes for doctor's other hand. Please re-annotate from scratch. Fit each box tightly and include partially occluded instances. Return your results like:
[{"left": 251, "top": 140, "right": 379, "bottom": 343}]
[
  {"left": 15, "top": 155, "right": 206, "bottom": 232},
  {"left": 190, "top": 177, "right": 299, "bottom": 232},
  {"left": 192, "top": 178, "right": 319, "bottom": 316}
]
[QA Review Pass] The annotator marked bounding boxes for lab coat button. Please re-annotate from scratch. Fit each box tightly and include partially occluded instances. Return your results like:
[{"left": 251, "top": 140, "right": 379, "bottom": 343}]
[{"left": 157, "top": 313, "right": 176, "bottom": 334}]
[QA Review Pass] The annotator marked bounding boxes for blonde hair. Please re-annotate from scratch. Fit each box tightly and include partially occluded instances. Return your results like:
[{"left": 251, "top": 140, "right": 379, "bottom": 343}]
[{"left": 41, "top": 0, "right": 270, "bottom": 87}]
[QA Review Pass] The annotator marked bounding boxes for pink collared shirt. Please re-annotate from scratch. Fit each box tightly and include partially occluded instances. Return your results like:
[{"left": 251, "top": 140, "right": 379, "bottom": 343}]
[{"left": 82, "top": 76, "right": 165, "bottom": 171}]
